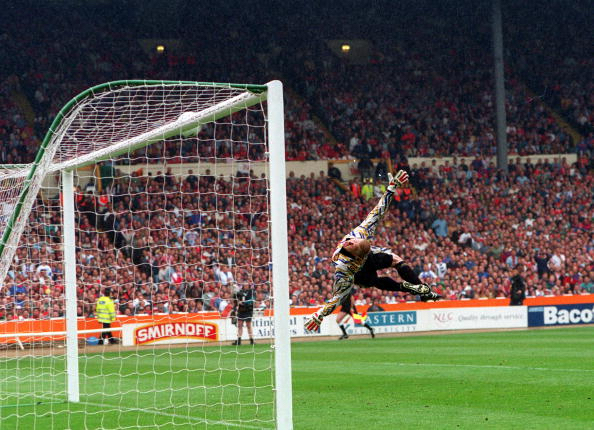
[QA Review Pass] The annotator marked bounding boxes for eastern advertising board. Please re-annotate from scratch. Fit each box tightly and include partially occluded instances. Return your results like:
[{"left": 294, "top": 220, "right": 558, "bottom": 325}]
[{"left": 349, "top": 311, "right": 418, "bottom": 336}]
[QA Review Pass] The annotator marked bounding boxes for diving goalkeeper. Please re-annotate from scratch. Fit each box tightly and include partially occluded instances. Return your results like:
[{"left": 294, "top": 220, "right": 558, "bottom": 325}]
[{"left": 305, "top": 170, "right": 441, "bottom": 331}]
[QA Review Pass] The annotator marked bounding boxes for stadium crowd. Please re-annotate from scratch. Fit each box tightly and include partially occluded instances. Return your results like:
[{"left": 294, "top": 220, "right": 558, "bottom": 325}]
[
  {"left": 1, "top": 165, "right": 273, "bottom": 320},
  {"left": 0, "top": 4, "right": 332, "bottom": 166},
  {"left": 0, "top": 152, "right": 592, "bottom": 320},
  {"left": 505, "top": 2, "right": 593, "bottom": 136},
  {"left": 1, "top": 1, "right": 591, "bottom": 166},
  {"left": 0, "top": 1, "right": 592, "bottom": 320},
  {"left": 287, "top": 32, "right": 577, "bottom": 161},
  {"left": 287, "top": 155, "right": 594, "bottom": 306}
]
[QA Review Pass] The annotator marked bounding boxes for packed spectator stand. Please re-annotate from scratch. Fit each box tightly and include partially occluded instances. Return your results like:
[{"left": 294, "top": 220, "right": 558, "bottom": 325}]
[{"left": 0, "top": 0, "right": 592, "bottom": 320}]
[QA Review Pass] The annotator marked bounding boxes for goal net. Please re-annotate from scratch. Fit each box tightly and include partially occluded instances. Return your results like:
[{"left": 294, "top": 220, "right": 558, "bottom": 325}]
[{"left": 0, "top": 80, "right": 292, "bottom": 429}]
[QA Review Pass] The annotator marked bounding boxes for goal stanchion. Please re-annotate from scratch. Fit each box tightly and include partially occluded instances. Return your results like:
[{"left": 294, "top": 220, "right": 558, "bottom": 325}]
[
  {"left": 268, "top": 81, "right": 293, "bottom": 430},
  {"left": 0, "top": 80, "right": 292, "bottom": 429},
  {"left": 61, "top": 168, "right": 79, "bottom": 403}
]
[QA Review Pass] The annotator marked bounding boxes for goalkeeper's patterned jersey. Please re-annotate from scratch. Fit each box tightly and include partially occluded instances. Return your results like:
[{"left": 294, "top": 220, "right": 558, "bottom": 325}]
[{"left": 331, "top": 190, "right": 394, "bottom": 281}]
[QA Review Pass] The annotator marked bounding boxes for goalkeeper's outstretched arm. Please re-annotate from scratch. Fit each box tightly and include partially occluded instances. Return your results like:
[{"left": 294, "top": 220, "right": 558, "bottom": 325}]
[{"left": 343, "top": 170, "right": 408, "bottom": 243}]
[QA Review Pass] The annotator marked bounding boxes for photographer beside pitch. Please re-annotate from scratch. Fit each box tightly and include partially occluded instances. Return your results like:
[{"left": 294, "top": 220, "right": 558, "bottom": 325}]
[{"left": 305, "top": 170, "right": 441, "bottom": 332}]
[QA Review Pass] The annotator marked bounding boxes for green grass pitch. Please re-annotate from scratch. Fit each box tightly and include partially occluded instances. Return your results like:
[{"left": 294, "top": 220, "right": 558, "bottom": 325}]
[{"left": 1, "top": 326, "right": 594, "bottom": 429}]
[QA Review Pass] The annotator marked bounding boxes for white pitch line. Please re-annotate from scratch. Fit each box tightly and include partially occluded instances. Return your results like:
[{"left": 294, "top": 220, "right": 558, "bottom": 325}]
[
  {"left": 387, "top": 362, "right": 594, "bottom": 373},
  {"left": 73, "top": 400, "right": 274, "bottom": 430}
]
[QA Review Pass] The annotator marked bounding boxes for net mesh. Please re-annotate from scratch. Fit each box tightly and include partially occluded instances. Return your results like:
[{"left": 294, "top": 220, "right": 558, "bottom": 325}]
[
  {"left": 0, "top": 82, "right": 276, "bottom": 429},
  {"left": 52, "top": 84, "right": 253, "bottom": 167},
  {"left": 0, "top": 167, "right": 30, "bottom": 237}
]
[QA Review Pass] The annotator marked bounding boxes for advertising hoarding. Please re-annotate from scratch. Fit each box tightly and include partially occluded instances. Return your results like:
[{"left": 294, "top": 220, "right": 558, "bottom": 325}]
[{"left": 528, "top": 303, "right": 594, "bottom": 327}]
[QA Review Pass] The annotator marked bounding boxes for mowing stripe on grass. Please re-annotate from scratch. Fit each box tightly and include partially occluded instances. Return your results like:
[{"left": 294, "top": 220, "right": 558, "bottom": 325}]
[
  {"left": 300, "top": 359, "right": 594, "bottom": 374},
  {"left": 0, "top": 389, "right": 274, "bottom": 429}
]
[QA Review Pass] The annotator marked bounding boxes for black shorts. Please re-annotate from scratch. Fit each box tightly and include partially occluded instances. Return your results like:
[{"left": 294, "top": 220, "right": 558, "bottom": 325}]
[
  {"left": 237, "top": 309, "right": 253, "bottom": 322},
  {"left": 354, "top": 252, "right": 394, "bottom": 287},
  {"left": 339, "top": 295, "right": 354, "bottom": 314}
]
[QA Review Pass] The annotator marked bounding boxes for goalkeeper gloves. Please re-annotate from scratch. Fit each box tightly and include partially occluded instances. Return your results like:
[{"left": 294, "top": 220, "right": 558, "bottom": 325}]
[
  {"left": 387, "top": 170, "right": 409, "bottom": 193},
  {"left": 304, "top": 312, "right": 323, "bottom": 331}
]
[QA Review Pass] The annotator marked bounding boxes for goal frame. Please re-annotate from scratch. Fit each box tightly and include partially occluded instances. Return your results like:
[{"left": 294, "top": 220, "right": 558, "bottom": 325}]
[{"left": 1, "top": 80, "right": 293, "bottom": 429}]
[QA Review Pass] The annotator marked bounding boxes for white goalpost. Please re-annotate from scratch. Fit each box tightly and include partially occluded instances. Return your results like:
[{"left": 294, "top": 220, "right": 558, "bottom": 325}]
[{"left": 0, "top": 80, "right": 292, "bottom": 429}]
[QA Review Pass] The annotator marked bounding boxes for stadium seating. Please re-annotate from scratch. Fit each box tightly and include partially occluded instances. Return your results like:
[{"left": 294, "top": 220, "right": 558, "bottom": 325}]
[{"left": 0, "top": 1, "right": 592, "bottom": 319}]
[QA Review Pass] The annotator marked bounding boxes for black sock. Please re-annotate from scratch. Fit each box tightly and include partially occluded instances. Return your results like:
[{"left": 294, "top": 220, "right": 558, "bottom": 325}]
[
  {"left": 395, "top": 262, "right": 423, "bottom": 285},
  {"left": 338, "top": 324, "right": 348, "bottom": 335},
  {"left": 364, "top": 323, "right": 373, "bottom": 332},
  {"left": 375, "top": 276, "right": 405, "bottom": 292}
]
